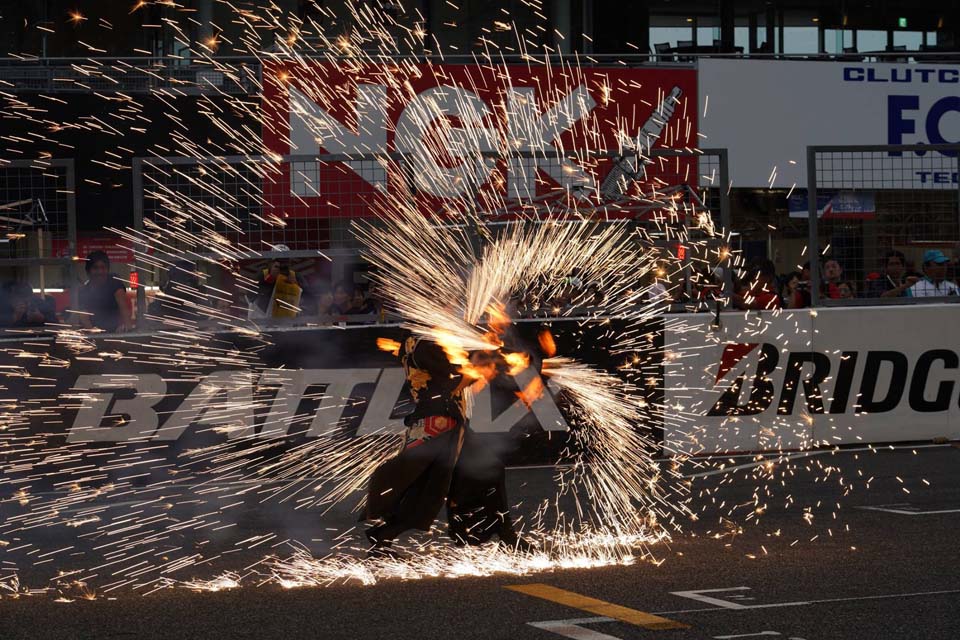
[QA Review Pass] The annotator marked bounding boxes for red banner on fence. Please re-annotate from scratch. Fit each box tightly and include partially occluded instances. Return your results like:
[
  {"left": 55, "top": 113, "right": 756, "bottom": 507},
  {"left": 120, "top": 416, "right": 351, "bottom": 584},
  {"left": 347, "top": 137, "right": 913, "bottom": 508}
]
[
  {"left": 261, "top": 62, "right": 697, "bottom": 219},
  {"left": 52, "top": 237, "right": 136, "bottom": 263}
]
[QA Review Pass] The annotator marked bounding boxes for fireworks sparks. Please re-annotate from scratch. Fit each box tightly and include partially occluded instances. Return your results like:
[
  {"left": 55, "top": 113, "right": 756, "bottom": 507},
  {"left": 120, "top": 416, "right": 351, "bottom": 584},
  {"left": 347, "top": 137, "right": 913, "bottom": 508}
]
[{"left": 0, "top": 0, "right": 860, "bottom": 600}]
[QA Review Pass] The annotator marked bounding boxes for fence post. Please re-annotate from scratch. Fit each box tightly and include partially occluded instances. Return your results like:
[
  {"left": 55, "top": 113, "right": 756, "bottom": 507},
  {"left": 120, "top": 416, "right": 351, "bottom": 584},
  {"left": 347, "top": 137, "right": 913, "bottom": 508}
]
[
  {"left": 806, "top": 146, "right": 819, "bottom": 307},
  {"left": 718, "top": 148, "right": 734, "bottom": 297},
  {"left": 132, "top": 157, "right": 147, "bottom": 324},
  {"left": 64, "top": 159, "right": 79, "bottom": 311}
]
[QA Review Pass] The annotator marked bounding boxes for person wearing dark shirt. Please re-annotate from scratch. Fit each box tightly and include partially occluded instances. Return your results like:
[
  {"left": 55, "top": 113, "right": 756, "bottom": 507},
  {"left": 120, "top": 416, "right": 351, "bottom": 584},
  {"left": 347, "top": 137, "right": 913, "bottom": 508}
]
[
  {"left": 78, "top": 251, "right": 132, "bottom": 332},
  {"left": 787, "top": 261, "right": 813, "bottom": 308},
  {"left": 864, "top": 250, "right": 916, "bottom": 298},
  {"left": 364, "top": 332, "right": 529, "bottom": 555},
  {"left": 821, "top": 258, "right": 844, "bottom": 299},
  {"left": 0, "top": 281, "right": 56, "bottom": 327},
  {"left": 330, "top": 281, "right": 352, "bottom": 315},
  {"left": 343, "top": 287, "right": 375, "bottom": 315},
  {"left": 779, "top": 271, "right": 801, "bottom": 307},
  {"left": 150, "top": 261, "right": 203, "bottom": 321}
]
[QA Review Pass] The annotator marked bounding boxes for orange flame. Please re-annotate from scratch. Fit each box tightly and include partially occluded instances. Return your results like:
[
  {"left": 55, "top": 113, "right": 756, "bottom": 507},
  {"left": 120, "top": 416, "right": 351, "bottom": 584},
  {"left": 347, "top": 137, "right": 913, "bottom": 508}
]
[
  {"left": 487, "top": 302, "right": 510, "bottom": 346},
  {"left": 503, "top": 351, "right": 530, "bottom": 376},
  {"left": 515, "top": 376, "right": 545, "bottom": 409},
  {"left": 435, "top": 332, "right": 498, "bottom": 391},
  {"left": 376, "top": 338, "right": 401, "bottom": 356},
  {"left": 537, "top": 329, "right": 557, "bottom": 358}
]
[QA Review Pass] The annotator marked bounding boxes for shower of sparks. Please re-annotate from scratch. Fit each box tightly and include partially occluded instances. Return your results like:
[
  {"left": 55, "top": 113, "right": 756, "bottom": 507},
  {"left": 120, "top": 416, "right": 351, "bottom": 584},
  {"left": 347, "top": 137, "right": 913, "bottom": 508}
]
[{"left": 0, "top": 0, "right": 868, "bottom": 598}]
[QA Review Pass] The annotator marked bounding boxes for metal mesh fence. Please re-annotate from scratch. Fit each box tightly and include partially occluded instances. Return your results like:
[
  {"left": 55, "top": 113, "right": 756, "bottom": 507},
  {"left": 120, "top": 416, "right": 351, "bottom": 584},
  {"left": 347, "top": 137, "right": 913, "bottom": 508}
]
[
  {"left": 132, "top": 149, "right": 728, "bottom": 319},
  {"left": 808, "top": 145, "right": 960, "bottom": 303},
  {"left": 0, "top": 160, "right": 75, "bottom": 263},
  {"left": 134, "top": 150, "right": 728, "bottom": 256}
]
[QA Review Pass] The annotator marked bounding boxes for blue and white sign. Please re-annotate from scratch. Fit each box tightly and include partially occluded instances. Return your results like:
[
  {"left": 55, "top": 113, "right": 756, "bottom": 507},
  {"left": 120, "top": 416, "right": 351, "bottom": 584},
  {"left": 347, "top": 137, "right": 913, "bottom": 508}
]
[
  {"left": 699, "top": 59, "right": 960, "bottom": 189},
  {"left": 787, "top": 190, "right": 876, "bottom": 219}
]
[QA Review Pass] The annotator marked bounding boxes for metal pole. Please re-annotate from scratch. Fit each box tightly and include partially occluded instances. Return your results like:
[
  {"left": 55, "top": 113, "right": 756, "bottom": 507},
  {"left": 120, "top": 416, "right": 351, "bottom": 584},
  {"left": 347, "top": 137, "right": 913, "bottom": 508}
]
[
  {"left": 718, "top": 149, "right": 734, "bottom": 298},
  {"left": 132, "top": 157, "right": 147, "bottom": 324},
  {"left": 806, "top": 146, "right": 820, "bottom": 306},
  {"left": 65, "top": 159, "right": 79, "bottom": 311}
]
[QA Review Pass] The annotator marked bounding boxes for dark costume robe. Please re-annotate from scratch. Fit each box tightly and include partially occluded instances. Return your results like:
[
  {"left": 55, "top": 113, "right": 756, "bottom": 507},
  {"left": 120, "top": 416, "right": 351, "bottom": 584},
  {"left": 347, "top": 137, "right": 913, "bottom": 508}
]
[{"left": 364, "top": 335, "right": 515, "bottom": 545}]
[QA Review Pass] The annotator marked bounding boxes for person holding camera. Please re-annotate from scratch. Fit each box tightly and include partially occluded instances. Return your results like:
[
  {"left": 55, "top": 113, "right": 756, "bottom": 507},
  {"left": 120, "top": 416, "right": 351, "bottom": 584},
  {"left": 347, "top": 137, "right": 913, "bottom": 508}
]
[
  {"left": 254, "top": 249, "right": 301, "bottom": 318},
  {"left": 864, "top": 250, "right": 916, "bottom": 298},
  {"left": 0, "top": 281, "right": 56, "bottom": 327}
]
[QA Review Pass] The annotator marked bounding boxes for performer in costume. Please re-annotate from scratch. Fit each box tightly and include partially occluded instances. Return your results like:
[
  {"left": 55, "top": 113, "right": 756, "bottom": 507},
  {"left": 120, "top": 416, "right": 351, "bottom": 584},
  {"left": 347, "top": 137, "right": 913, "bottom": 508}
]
[{"left": 364, "top": 333, "right": 529, "bottom": 555}]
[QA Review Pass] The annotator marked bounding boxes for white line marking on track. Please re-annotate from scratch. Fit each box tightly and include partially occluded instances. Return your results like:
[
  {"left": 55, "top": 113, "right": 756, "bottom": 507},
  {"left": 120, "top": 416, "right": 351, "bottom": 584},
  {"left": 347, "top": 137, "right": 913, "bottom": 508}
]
[
  {"left": 671, "top": 587, "right": 756, "bottom": 609},
  {"left": 657, "top": 587, "right": 960, "bottom": 615},
  {"left": 857, "top": 504, "right": 960, "bottom": 515},
  {"left": 528, "top": 620, "right": 623, "bottom": 640}
]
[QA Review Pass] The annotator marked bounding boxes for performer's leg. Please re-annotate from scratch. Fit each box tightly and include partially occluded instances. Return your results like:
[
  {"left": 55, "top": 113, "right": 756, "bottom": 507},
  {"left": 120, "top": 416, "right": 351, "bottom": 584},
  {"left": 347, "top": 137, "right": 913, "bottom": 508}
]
[
  {"left": 364, "top": 431, "right": 462, "bottom": 555},
  {"left": 447, "top": 429, "right": 534, "bottom": 550}
]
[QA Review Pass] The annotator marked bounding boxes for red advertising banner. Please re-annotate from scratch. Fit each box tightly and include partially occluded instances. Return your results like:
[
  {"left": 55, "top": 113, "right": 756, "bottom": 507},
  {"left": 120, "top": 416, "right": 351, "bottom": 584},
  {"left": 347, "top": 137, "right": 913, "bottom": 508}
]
[
  {"left": 52, "top": 237, "right": 136, "bottom": 263},
  {"left": 261, "top": 62, "right": 697, "bottom": 219}
]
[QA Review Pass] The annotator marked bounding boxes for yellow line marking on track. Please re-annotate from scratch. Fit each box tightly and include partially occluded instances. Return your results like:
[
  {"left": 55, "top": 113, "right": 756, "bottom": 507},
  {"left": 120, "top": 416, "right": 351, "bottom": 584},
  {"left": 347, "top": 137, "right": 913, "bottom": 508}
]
[{"left": 505, "top": 583, "right": 690, "bottom": 631}]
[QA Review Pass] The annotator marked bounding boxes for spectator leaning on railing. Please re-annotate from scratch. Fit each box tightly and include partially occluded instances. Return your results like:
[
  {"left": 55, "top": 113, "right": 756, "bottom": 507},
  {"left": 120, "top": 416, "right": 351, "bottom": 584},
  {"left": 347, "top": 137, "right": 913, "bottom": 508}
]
[
  {"left": 253, "top": 250, "right": 302, "bottom": 318},
  {"left": 949, "top": 242, "right": 960, "bottom": 283},
  {"left": 906, "top": 250, "right": 958, "bottom": 298},
  {"left": 837, "top": 281, "right": 856, "bottom": 299},
  {"left": 331, "top": 281, "right": 353, "bottom": 315},
  {"left": 864, "top": 250, "right": 916, "bottom": 298},
  {"left": 78, "top": 251, "right": 133, "bottom": 332},
  {"left": 821, "top": 258, "right": 844, "bottom": 299},
  {"left": 785, "top": 262, "right": 813, "bottom": 309},
  {"left": 0, "top": 281, "right": 58, "bottom": 327},
  {"left": 150, "top": 261, "right": 202, "bottom": 321},
  {"left": 780, "top": 271, "right": 801, "bottom": 306}
]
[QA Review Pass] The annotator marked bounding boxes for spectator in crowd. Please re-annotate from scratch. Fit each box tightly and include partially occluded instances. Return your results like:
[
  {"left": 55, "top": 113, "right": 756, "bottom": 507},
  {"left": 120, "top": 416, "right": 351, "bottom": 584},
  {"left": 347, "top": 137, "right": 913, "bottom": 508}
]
[
  {"left": 344, "top": 287, "right": 376, "bottom": 315},
  {"left": 313, "top": 283, "right": 335, "bottom": 318},
  {"left": 150, "top": 261, "right": 202, "bottom": 321},
  {"left": 821, "top": 258, "right": 844, "bottom": 299},
  {"left": 785, "top": 262, "right": 813, "bottom": 308},
  {"left": 254, "top": 255, "right": 300, "bottom": 317},
  {"left": 733, "top": 258, "right": 781, "bottom": 310},
  {"left": 949, "top": 242, "right": 960, "bottom": 283},
  {"left": 864, "top": 250, "right": 916, "bottom": 298},
  {"left": 78, "top": 251, "right": 132, "bottom": 332},
  {"left": 837, "top": 281, "right": 856, "bottom": 299},
  {"left": 907, "top": 250, "right": 958, "bottom": 297},
  {"left": 780, "top": 271, "right": 801, "bottom": 306},
  {"left": 366, "top": 283, "right": 387, "bottom": 320},
  {"left": 331, "top": 281, "right": 353, "bottom": 315},
  {"left": 0, "top": 281, "right": 57, "bottom": 327}
]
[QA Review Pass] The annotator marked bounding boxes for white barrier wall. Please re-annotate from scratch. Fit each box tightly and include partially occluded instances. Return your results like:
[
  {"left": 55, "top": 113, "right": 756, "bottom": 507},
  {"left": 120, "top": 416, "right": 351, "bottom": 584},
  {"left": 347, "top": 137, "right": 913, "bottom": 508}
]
[{"left": 663, "top": 305, "right": 960, "bottom": 453}]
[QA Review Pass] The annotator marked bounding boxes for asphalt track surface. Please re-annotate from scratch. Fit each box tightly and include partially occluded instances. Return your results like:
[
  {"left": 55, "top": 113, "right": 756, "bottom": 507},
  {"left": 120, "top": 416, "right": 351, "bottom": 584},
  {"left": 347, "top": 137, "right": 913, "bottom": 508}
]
[{"left": 1, "top": 443, "right": 958, "bottom": 640}]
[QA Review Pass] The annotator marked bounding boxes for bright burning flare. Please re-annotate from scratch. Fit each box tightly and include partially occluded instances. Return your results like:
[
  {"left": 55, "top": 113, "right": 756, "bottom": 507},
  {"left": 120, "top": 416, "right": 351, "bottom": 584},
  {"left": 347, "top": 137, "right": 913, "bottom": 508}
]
[{"left": 376, "top": 338, "right": 401, "bottom": 356}]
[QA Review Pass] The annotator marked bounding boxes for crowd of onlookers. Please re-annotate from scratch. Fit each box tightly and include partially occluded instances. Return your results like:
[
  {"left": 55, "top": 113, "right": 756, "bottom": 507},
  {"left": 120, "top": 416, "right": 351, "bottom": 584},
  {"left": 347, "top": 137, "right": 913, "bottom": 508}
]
[
  {"left": 727, "top": 247, "right": 960, "bottom": 311},
  {"left": 250, "top": 255, "right": 382, "bottom": 320},
  {"left": 0, "top": 245, "right": 957, "bottom": 332}
]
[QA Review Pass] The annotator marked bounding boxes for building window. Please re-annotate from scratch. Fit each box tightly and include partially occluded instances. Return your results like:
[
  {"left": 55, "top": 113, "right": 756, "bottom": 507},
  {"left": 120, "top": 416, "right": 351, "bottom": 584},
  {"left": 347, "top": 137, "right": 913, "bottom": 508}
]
[
  {"left": 824, "top": 29, "right": 853, "bottom": 54},
  {"left": 649, "top": 14, "right": 694, "bottom": 50},
  {"left": 892, "top": 31, "right": 923, "bottom": 49},
  {"left": 782, "top": 27, "right": 818, "bottom": 54},
  {"left": 734, "top": 26, "right": 750, "bottom": 51},
  {"left": 856, "top": 30, "right": 888, "bottom": 53}
]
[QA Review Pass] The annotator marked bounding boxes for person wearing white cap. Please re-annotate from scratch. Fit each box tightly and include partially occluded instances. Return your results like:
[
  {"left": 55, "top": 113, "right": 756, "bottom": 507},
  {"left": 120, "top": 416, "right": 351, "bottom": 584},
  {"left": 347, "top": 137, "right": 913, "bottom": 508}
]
[{"left": 906, "top": 250, "right": 958, "bottom": 298}]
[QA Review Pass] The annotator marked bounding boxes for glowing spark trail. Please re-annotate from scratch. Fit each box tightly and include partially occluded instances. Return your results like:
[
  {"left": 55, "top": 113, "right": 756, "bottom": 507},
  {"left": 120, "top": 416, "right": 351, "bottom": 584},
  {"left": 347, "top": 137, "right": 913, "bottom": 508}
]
[{"left": 0, "top": 0, "right": 857, "bottom": 597}]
